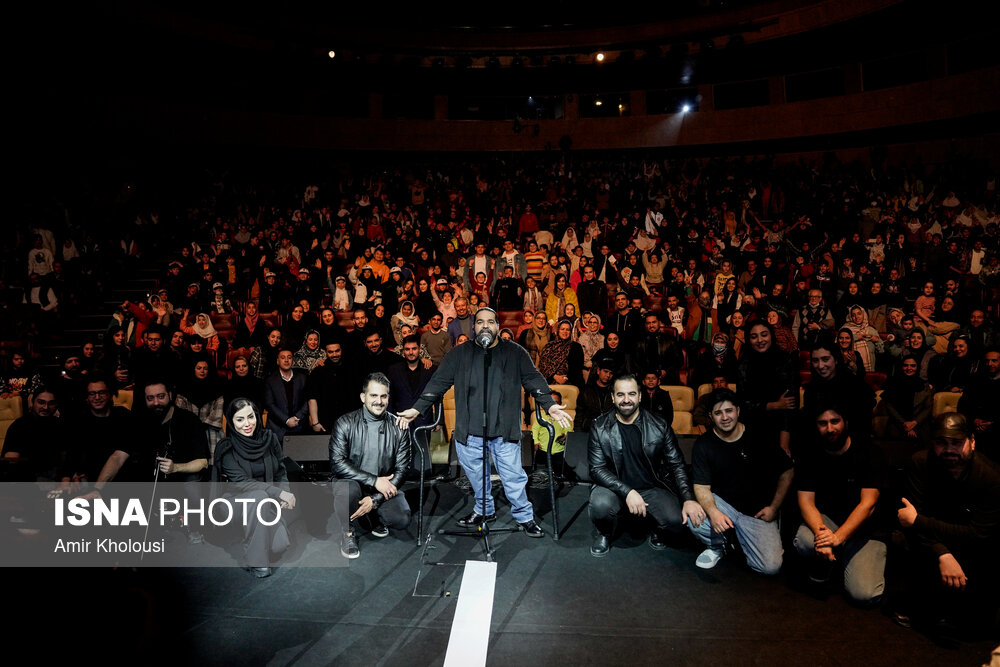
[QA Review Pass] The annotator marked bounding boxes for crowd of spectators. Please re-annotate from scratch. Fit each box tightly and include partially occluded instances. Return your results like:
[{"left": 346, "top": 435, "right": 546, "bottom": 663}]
[{"left": 1, "top": 151, "right": 997, "bottom": 637}]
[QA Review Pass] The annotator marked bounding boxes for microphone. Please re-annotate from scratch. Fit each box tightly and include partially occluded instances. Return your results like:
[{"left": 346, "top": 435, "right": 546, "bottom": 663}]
[{"left": 475, "top": 328, "right": 496, "bottom": 349}]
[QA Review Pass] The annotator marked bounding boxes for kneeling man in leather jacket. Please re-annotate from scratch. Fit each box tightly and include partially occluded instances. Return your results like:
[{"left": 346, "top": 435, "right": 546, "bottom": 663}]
[
  {"left": 330, "top": 372, "right": 412, "bottom": 559},
  {"left": 588, "top": 374, "right": 706, "bottom": 557}
]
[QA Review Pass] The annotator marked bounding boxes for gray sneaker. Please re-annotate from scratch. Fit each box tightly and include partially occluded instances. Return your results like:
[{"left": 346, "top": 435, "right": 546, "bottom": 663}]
[
  {"left": 695, "top": 548, "right": 724, "bottom": 569},
  {"left": 340, "top": 532, "right": 360, "bottom": 559}
]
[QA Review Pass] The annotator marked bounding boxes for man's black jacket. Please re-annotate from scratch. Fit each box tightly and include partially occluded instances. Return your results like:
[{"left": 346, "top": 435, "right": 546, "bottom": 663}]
[
  {"left": 329, "top": 408, "right": 411, "bottom": 504},
  {"left": 588, "top": 409, "right": 694, "bottom": 502}
]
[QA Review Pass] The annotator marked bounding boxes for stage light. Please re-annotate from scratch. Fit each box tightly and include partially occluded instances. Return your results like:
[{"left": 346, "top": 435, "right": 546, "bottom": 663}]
[
  {"left": 682, "top": 104, "right": 691, "bottom": 113},
  {"left": 595, "top": 52, "right": 605, "bottom": 63},
  {"left": 594, "top": 98, "right": 603, "bottom": 107},
  {"left": 327, "top": 50, "right": 336, "bottom": 59}
]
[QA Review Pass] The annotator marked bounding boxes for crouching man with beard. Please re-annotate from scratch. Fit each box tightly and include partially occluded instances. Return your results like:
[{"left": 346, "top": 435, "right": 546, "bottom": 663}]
[
  {"left": 587, "top": 374, "right": 705, "bottom": 557},
  {"left": 890, "top": 412, "right": 1000, "bottom": 641}
]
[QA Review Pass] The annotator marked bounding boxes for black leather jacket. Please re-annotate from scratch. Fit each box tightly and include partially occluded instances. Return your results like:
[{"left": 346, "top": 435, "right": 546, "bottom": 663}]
[
  {"left": 588, "top": 409, "right": 694, "bottom": 502},
  {"left": 329, "top": 408, "right": 411, "bottom": 505}
]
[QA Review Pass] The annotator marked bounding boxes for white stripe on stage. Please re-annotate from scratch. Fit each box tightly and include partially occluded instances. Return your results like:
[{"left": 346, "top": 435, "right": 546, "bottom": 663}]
[{"left": 443, "top": 560, "right": 498, "bottom": 667}]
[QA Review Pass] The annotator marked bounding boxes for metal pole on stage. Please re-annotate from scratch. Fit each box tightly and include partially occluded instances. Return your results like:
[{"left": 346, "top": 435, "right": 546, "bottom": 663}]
[
  {"left": 534, "top": 399, "right": 560, "bottom": 540},
  {"left": 411, "top": 401, "right": 442, "bottom": 547}
]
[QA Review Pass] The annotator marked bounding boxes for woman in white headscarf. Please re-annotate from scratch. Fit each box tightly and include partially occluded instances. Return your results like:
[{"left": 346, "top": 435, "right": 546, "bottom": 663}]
[
  {"left": 390, "top": 300, "right": 420, "bottom": 346},
  {"left": 842, "top": 305, "right": 883, "bottom": 372},
  {"left": 180, "top": 311, "right": 221, "bottom": 360},
  {"left": 560, "top": 227, "right": 580, "bottom": 253}
]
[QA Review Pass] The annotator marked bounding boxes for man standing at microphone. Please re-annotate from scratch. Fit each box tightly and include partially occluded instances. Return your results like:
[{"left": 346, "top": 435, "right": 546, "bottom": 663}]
[{"left": 397, "top": 307, "right": 572, "bottom": 537}]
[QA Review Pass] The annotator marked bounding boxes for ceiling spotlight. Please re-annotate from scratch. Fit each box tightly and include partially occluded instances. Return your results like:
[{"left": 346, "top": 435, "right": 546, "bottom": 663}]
[
  {"left": 594, "top": 98, "right": 603, "bottom": 107},
  {"left": 595, "top": 52, "right": 605, "bottom": 63},
  {"left": 327, "top": 50, "right": 336, "bottom": 59}
]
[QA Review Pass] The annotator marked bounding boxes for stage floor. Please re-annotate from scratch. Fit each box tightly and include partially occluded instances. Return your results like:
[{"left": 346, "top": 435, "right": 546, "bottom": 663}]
[{"left": 21, "top": 479, "right": 995, "bottom": 666}]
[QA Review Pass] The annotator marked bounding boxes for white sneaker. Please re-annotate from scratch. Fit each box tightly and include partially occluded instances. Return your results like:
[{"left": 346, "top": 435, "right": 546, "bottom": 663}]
[{"left": 696, "top": 548, "right": 724, "bottom": 569}]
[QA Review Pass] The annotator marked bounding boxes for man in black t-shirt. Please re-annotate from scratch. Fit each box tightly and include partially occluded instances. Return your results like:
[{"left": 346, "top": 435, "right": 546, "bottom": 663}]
[
  {"left": 794, "top": 405, "right": 887, "bottom": 603},
  {"left": 587, "top": 375, "right": 705, "bottom": 557},
  {"left": 90, "top": 380, "right": 209, "bottom": 542},
  {"left": 306, "top": 341, "right": 358, "bottom": 434},
  {"left": 687, "top": 388, "right": 794, "bottom": 573}
]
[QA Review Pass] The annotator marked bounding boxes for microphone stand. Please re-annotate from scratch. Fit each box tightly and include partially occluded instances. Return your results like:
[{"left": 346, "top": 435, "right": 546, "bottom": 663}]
[
  {"left": 411, "top": 401, "right": 443, "bottom": 547},
  {"left": 534, "top": 398, "right": 560, "bottom": 540},
  {"left": 440, "top": 336, "right": 518, "bottom": 562}
]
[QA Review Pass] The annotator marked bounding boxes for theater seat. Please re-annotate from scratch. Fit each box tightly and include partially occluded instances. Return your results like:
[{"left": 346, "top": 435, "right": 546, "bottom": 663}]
[
  {"left": 671, "top": 411, "right": 698, "bottom": 435},
  {"left": 528, "top": 384, "right": 579, "bottom": 414},
  {"left": 0, "top": 395, "right": 24, "bottom": 451},
  {"left": 932, "top": 391, "right": 962, "bottom": 417},
  {"left": 114, "top": 390, "right": 134, "bottom": 410},
  {"left": 661, "top": 385, "right": 695, "bottom": 413}
]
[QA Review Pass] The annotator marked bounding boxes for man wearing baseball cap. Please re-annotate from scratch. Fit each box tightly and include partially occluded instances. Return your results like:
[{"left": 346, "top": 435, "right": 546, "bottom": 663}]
[{"left": 891, "top": 412, "right": 999, "bottom": 641}]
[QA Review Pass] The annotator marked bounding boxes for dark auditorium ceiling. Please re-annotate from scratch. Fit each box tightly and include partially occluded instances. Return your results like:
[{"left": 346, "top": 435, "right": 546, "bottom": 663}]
[{"left": 12, "top": 2, "right": 999, "bottom": 110}]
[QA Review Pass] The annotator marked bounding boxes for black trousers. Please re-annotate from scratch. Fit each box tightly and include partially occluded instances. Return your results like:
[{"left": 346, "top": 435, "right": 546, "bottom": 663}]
[
  {"left": 890, "top": 535, "right": 999, "bottom": 633},
  {"left": 237, "top": 489, "right": 291, "bottom": 568},
  {"left": 589, "top": 485, "right": 684, "bottom": 537},
  {"left": 333, "top": 479, "right": 411, "bottom": 532}
]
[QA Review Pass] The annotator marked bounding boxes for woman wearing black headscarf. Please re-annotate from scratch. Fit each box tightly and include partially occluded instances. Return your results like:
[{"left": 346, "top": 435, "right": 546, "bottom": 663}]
[
  {"left": 99, "top": 324, "right": 132, "bottom": 389},
  {"left": 224, "top": 355, "right": 264, "bottom": 408},
  {"left": 880, "top": 354, "right": 933, "bottom": 441},
  {"left": 249, "top": 328, "right": 283, "bottom": 380},
  {"left": 738, "top": 320, "right": 799, "bottom": 455},
  {"left": 214, "top": 398, "right": 296, "bottom": 578},
  {"left": 175, "top": 356, "right": 225, "bottom": 462},
  {"left": 537, "top": 319, "right": 585, "bottom": 389}
]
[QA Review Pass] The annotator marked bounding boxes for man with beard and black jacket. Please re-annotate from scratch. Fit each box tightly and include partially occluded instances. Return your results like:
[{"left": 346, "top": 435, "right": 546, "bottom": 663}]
[
  {"left": 306, "top": 341, "right": 359, "bottom": 434},
  {"left": 891, "top": 413, "right": 1000, "bottom": 641},
  {"left": 131, "top": 325, "right": 175, "bottom": 390},
  {"left": 330, "top": 372, "right": 412, "bottom": 559},
  {"left": 91, "top": 379, "right": 208, "bottom": 486},
  {"left": 633, "top": 312, "right": 684, "bottom": 385},
  {"left": 89, "top": 378, "right": 209, "bottom": 541},
  {"left": 587, "top": 374, "right": 705, "bottom": 557},
  {"left": 606, "top": 291, "right": 643, "bottom": 347},
  {"left": 576, "top": 265, "right": 608, "bottom": 321}
]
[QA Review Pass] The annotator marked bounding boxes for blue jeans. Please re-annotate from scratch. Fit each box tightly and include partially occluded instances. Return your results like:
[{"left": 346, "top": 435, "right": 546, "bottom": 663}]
[
  {"left": 686, "top": 493, "right": 783, "bottom": 575},
  {"left": 456, "top": 435, "right": 533, "bottom": 523},
  {"left": 793, "top": 514, "right": 886, "bottom": 603}
]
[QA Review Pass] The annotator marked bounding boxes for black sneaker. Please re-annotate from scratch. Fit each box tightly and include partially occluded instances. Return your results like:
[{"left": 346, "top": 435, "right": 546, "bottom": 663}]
[
  {"left": 370, "top": 523, "right": 389, "bottom": 538},
  {"left": 456, "top": 511, "right": 496, "bottom": 527},
  {"left": 647, "top": 532, "right": 667, "bottom": 551},
  {"left": 340, "top": 532, "right": 360, "bottom": 559},
  {"left": 591, "top": 534, "right": 610, "bottom": 557},
  {"left": 519, "top": 519, "right": 544, "bottom": 538}
]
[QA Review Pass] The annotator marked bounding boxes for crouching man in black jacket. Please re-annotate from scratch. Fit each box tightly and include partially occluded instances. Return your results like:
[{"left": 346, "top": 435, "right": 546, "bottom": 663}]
[
  {"left": 330, "top": 372, "right": 412, "bottom": 559},
  {"left": 588, "top": 374, "right": 706, "bottom": 557}
]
